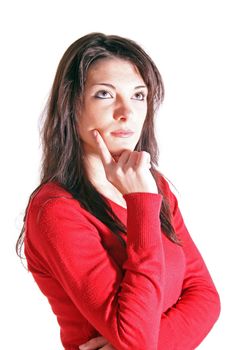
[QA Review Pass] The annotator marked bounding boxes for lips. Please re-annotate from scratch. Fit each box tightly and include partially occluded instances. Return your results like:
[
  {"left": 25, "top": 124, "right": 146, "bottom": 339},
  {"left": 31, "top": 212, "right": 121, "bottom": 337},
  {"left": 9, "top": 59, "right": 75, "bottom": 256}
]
[{"left": 111, "top": 129, "right": 134, "bottom": 137}]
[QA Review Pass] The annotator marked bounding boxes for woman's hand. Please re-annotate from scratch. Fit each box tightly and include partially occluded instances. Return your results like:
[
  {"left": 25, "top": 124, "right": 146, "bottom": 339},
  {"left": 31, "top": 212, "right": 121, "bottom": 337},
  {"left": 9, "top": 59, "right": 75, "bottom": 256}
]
[
  {"left": 79, "top": 336, "right": 116, "bottom": 349},
  {"left": 92, "top": 129, "right": 158, "bottom": 195}
]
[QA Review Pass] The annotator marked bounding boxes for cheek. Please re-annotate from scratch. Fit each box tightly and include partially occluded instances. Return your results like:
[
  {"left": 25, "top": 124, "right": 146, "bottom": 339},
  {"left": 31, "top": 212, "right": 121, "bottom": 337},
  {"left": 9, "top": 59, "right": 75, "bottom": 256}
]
[
  {"left": 82, "top": 101, "right": 108, "bottom": 125},
  {"left": 77, "top": 112, "right": 107, "bottom": 143},
  {"left": 141, "top": 103, "right": 148, "bottom": 115},
  {"left": 135, "top": 101, "right": 147, "bottom": 118},
  {"left": 78, "top": 109, "right": 99, "bottom": 130},
  {"left": 137, "top": 108, "right": 147, "bottom": 127}
]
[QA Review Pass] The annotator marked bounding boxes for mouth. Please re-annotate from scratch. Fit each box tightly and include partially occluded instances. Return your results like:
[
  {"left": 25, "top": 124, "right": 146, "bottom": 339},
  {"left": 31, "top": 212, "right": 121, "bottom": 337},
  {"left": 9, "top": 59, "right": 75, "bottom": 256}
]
[{"left": 110, "top": 131, "right": 134, "bottom": 138}]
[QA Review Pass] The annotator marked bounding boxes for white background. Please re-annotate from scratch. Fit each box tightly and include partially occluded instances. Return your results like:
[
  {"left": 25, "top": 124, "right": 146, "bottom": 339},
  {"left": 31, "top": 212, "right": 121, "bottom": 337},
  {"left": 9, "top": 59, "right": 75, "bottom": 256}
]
[{"left": 1, "top": 0, "right": 232, "bottom": 348}]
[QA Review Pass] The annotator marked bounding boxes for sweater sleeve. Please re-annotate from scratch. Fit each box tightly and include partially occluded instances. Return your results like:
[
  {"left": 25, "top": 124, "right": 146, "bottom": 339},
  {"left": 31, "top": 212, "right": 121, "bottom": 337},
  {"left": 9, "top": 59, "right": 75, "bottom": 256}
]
[
  {"left": 157, "top": 185, "right": 221, "bottom": 350},
  {"left": 30, "top": 193, "right": 165, "bottom": 350}
]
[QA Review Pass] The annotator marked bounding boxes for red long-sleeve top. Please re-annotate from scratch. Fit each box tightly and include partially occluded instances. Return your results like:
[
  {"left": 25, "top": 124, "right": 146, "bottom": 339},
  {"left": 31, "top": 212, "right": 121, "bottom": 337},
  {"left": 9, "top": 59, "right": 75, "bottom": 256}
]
[{"left": 24, "top": 177, "right": 220, "bottom": 350}]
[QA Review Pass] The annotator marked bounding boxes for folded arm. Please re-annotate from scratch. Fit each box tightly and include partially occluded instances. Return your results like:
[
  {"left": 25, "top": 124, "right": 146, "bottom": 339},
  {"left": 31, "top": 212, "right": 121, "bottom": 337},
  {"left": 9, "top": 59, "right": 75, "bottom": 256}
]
[{"left": 157, "top": 181, "right": 221, "bottom": 349}]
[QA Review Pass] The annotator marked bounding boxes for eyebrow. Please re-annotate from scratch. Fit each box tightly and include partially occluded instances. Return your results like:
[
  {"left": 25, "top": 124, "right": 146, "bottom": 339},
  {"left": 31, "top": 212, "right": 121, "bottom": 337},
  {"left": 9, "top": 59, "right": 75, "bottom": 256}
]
[{"left": 92, "top": 83, "right": 147, "bottom": 90}]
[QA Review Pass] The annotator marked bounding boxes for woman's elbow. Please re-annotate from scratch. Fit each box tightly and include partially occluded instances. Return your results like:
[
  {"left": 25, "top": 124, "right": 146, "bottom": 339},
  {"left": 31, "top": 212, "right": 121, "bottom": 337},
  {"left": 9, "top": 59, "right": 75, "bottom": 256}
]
[{"left": 213, "top": 289, "right": 221, "bottom": 322}]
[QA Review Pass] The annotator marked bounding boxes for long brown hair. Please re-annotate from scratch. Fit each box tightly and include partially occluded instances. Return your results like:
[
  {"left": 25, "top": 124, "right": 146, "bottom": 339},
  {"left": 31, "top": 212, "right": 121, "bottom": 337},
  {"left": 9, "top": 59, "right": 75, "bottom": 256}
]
[{"left": 16, "top": 32, "right": 181, "bottom": 257}]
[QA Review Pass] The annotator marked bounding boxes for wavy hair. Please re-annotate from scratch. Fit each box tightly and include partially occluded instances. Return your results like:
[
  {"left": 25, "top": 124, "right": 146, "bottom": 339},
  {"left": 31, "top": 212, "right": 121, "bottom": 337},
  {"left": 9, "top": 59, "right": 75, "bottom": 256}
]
[{"left": 16, "top": 32, "right": 181, "bottom": 257}]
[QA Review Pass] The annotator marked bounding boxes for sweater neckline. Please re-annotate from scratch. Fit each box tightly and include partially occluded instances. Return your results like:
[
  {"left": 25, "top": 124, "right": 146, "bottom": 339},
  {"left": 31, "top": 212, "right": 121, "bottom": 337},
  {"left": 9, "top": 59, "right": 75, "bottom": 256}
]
[{"left": 102, "top": 194, "right": 127, "bottom": 211}]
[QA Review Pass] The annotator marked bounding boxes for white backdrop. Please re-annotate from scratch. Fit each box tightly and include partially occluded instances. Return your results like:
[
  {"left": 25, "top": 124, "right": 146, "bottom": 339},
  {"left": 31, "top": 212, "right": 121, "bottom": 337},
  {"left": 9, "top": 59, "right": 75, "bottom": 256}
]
[{"left": 1, "top": 0, "right": 232, "bottom": 349}]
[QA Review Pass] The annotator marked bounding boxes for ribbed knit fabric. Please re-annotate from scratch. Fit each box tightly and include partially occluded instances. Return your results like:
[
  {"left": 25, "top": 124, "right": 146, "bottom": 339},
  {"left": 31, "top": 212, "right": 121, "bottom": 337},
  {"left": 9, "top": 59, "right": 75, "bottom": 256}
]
[
  {"left": 124, "top": 192, "right": 162, "bottom": 248},
  {"left": 24, "top": 177, "right": 220, "bottom": 350}
]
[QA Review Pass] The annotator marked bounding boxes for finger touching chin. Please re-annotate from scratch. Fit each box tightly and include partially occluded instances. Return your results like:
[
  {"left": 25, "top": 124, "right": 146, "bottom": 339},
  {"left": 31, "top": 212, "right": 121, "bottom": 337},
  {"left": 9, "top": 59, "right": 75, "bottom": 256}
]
[{"left": 112, "top": 154, "right": 120, "bottom": 162}]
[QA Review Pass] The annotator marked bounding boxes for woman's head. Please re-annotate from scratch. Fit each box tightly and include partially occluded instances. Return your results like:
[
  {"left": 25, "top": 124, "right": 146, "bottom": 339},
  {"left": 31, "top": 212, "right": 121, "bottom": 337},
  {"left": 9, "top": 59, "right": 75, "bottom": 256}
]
[{"left": 41, "top": 32, "right": 164, "bottom": 186}]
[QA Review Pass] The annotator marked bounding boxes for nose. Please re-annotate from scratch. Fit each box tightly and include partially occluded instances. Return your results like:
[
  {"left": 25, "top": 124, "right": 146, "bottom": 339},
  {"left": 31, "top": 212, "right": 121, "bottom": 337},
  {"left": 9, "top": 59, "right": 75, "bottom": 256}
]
[{"left": 113, "top": 98, "right": 134, "bottom": 121}]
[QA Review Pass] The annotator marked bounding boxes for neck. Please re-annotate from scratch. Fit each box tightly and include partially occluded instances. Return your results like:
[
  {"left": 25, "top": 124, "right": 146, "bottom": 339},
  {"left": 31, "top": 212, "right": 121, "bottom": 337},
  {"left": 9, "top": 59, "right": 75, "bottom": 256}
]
[
  {"left": 83, "top": 152, "right": 122, "bottom": 195},
  {"left": 83, "top": 152, "right": 107, "bottom": 184}
]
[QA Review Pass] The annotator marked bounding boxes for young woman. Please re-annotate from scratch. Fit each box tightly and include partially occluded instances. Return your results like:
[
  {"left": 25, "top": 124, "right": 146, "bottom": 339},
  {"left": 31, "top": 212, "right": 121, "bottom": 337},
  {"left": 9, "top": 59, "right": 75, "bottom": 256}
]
[{"left": 16, "top": 32, "right": 220, "bottom": 350}]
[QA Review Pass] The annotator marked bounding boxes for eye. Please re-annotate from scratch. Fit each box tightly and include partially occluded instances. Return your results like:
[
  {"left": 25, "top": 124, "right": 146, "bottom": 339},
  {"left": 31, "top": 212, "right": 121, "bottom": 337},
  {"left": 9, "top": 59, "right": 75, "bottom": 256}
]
[
  {"left": 132, "top": 91, "right": 146, "bottom": 101},
  {"left": 94, "top": 90, "right": 112, "bottom": 99}
]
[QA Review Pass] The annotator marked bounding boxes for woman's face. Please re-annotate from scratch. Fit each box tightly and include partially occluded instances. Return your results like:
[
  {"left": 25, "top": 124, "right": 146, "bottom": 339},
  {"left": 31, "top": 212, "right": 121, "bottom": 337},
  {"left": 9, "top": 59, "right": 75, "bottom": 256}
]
[{"left": 77, "top": 57, "right": 148, "bottom": 159}]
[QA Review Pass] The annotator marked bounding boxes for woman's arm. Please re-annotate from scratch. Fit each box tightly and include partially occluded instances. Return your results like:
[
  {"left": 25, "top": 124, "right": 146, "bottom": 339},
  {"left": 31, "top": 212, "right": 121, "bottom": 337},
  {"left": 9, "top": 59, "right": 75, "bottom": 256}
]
[
  {"left": 28, "top": 192, "right": 165, "bottom": 350},
  {"left": 80, "top": 179, "right": 221, "bottom": 350},
  {"left": 156, "top": 180, "right": 221, "bottom": 349}
]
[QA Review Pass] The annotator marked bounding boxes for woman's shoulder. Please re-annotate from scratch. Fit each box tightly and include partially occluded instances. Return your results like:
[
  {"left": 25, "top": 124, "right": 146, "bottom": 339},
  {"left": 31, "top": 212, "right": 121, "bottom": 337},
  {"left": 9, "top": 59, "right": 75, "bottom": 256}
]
[
  {"left": 27, "top": 181, "right": 75, "bottom": 215},
  {"left": 31, "top": 181, "right": 72, "bottom": 202},
  {"left": 157, "top": 172, "right": 178, "bottom": 212},
  {"left": 25, "top": 181, "right": 97, "bottom": 233}
]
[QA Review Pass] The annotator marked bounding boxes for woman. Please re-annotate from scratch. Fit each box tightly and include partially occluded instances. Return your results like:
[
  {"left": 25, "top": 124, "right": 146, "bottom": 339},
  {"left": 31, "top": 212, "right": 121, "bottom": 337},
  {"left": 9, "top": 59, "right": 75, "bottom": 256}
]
[{"left": 16, "top": 32, "right": 220, "bottom": 350}]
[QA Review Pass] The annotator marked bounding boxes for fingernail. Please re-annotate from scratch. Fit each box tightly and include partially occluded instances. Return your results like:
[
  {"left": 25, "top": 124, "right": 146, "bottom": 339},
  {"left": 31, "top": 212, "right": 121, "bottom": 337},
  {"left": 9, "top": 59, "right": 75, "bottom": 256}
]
[
  {"left": 92, "top": 130, "right": 98, "bottom": 137},
  {"left": 79, "top": 345, "right": 87, "bottom": 350}
]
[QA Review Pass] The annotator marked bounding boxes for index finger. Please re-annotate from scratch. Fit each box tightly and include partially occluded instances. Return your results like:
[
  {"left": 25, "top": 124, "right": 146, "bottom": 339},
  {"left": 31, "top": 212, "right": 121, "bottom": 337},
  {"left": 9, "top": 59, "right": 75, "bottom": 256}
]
[{"left": 92, "top": 129, "right": 113, "bottom": 166}]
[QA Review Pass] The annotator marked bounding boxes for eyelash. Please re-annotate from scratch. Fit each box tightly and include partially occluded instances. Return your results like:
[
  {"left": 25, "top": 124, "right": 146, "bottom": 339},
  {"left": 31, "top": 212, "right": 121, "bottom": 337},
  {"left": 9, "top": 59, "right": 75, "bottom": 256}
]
[
  {"left": 94, "top": 90, "right": 146, "bottom": 101},
  {"left": 133, "top": 92, "right": 146, "bottom": 101},
  {"left": 95, "top": 90, "right": 112, "bottom": 99}
]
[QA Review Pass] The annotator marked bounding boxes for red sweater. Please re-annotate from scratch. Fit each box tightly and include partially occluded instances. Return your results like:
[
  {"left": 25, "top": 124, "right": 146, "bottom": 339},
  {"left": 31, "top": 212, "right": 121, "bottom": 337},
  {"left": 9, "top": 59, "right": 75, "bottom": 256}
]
[{"left": 24, "top": 177, "right": 220, "bottom": 350}]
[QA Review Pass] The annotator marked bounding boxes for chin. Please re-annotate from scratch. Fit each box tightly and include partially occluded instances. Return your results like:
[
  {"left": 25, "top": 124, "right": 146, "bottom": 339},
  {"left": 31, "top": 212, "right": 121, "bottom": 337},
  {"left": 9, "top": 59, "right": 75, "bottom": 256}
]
[
  {"left": 105, "top": 136, "right": 138, "bottom": 157},
  {"left": 110, "top": 147, "right": 135, "bottom": 159}
]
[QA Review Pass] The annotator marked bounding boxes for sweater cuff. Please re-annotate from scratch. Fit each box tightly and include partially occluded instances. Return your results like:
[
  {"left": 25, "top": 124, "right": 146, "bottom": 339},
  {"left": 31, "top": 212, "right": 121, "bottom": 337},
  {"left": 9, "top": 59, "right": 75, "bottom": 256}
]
[{"left": 123, "top": 192, "right": 163, "bottom": 248}]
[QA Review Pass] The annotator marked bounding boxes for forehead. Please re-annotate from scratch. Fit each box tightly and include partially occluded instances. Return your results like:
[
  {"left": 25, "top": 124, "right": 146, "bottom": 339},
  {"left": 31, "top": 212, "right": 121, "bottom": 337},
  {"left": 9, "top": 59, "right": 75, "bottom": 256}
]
[{"left": 85, "top": 57, "right": 145, "bottom": 86}]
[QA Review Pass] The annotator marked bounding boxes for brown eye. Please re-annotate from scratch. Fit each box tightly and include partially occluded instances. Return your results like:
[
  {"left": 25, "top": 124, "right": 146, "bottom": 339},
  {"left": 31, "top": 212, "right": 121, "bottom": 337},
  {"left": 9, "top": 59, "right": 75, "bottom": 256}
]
[
  {"left": 133, "top": 92, "right": 146, "bottom": 101},
  {"left": 95, "top": 90, "right": 112, "bottom": 99}
]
